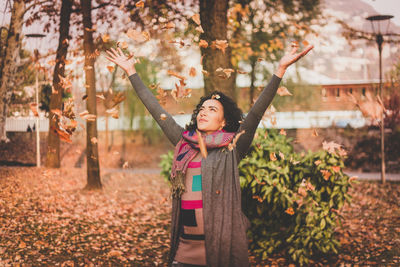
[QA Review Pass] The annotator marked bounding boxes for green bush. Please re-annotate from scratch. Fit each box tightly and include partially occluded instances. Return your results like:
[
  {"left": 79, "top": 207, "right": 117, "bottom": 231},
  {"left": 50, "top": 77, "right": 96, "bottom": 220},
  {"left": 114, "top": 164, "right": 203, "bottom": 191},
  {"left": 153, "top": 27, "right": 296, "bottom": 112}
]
[{"left": 159, "top": 128, "right": 354, "bottom": 265}]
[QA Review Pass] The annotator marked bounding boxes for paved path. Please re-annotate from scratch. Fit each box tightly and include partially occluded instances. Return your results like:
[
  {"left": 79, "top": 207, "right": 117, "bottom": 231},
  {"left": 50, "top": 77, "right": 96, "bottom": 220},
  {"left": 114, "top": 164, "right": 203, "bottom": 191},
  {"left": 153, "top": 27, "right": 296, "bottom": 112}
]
[{"left": 104, "top": 168, "right": 400, "bottom": 182}]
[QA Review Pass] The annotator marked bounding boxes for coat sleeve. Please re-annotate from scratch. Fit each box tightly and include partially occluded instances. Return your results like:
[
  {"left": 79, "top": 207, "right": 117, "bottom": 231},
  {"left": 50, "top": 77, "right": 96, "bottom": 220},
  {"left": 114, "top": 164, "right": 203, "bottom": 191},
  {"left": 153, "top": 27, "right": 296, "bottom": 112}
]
[
  {"left": 128, "top": 73, "right": 184, "bottom": 146},
  {"left": 235, "top": 74, "right": 282, "bottom": 160}
]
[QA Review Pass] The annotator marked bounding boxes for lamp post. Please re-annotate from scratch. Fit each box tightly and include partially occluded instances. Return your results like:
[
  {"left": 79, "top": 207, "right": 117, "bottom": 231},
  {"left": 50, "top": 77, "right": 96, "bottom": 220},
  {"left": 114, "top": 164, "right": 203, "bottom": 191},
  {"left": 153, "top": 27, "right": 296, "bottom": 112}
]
[
  {"left": 25, "top": 33, "right": 46, "bottom": 168},
  {"left": 366, "top": 15, "right": 393, "bottom": 184}
]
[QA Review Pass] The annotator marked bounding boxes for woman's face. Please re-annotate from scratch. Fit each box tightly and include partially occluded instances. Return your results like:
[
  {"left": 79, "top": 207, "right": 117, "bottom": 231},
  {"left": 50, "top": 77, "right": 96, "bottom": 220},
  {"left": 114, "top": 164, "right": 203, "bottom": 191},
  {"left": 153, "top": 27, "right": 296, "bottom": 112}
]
[{"left": 196, "top": 99, "right": 226, "bottom": 134}]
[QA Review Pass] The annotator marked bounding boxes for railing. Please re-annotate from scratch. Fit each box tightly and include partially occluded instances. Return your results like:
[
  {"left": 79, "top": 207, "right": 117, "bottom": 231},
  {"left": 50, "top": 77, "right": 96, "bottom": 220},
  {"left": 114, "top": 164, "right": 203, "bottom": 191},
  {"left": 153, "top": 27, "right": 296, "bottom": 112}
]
[{"left": 5, "top": 110, "right": 366, "bottom": 132}]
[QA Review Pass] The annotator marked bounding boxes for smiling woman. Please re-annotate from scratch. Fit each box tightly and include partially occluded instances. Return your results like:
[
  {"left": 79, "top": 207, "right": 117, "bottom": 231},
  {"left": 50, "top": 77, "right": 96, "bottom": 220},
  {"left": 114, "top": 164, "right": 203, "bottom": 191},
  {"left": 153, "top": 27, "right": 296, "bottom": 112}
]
[{"left": 105, "top": 44, "right": 313, "bottom": 267}]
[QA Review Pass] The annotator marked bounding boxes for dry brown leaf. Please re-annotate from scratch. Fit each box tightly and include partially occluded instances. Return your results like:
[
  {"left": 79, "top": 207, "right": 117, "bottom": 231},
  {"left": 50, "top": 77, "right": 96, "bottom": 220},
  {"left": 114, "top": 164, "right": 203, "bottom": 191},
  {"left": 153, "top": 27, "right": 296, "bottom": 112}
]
[
  {"left": 277, "top": 86, "right": 293, "bottom": 96},
  {"left": 280, "top": 129, "right": 287, "bottom": 136},
  {"left": 191, "top": 14, "right": 201, "bottom": 25},
  {"left": 195, "top": 25, "right": 204, "bottom": 33},
  {"left": 160, "top": 114, "right": 167, "bottom": 120},
  {"left": 279, "top": 151, "right": 285, "bottom": 160},
  {"left": 196, "top": 129, "right": 208, "bottom": 158},
  {"left": 302, "top": 40, "right": 310, "bottom": 46},
  {"left": 199, "top": 39, "right": 208, "bottom": 48},
  {"left": 107, "top": 65, "right": 115, "bottom": 73},
  {"left": 228, "top": 130, "right": 245, "bottom": 151},
  {"left": 214, "top": 40, "right": 228, "bottom": 54},
  {"left": 270, "top": 152, "right": 277, "bottom": 161},
  {"left": 135, "top": 1, "right": 144, "bottom": 8},
  {"left": 189, "top": 67, "right": 197, "bottom": 77},
  {"left": 29, "top": 103, "right": 39, "bottom": 117},
  {"left": 102, "top": 34, "right": 110, "bottom": 43},
  {"left": 320, "top": 170, "right": 331, "bottom": 181},
  {"left": 167, "top": 70, "right": 186, "bottom": 80},
  {"left": 201, "top": 70, "right": 209, "bottom": 77},
  {"left": 332, "top": 166, "right": 341, "bottom": 173},
  {"left": 91, "top": 137, "right": 98, "bottom": 144},
  {"left": 237, "top": 69, "right": 248, "bottom": 74},
  {"left": 312, "top": 129, "right": 318, "bottom": 137}
]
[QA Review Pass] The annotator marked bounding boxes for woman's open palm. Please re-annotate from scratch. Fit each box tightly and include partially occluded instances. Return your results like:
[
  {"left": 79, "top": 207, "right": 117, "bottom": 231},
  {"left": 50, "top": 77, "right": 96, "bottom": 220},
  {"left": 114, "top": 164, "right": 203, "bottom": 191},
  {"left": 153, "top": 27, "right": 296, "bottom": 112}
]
[
  {"left": 279, "top": 44, "right": 314, "bottom": 69},
  {"left": 105, "top": 47, "right": 137, "bottom": 75}
]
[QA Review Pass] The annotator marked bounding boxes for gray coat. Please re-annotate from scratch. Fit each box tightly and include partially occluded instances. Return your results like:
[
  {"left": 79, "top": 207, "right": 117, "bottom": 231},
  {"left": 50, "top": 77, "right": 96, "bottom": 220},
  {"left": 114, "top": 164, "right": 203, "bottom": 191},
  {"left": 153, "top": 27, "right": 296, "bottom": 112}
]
[{"left": 129, "top": 73, "right": 281, "bottom": 267}]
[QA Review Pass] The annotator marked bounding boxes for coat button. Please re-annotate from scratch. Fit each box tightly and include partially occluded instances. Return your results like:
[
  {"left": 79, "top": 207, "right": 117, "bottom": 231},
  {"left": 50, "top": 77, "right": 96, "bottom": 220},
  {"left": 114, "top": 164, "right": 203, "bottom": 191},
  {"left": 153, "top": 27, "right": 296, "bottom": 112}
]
[{"left": 216, "top": 190, "right": 221, "bottom": 195}]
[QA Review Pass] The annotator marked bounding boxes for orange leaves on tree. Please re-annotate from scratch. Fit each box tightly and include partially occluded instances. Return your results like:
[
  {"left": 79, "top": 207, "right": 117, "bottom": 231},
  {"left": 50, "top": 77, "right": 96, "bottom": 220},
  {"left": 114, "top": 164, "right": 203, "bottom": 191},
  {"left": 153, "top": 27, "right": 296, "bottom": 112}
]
[
  {"left": 332, "top": 166, "right": 341, "bottom": 173},
  {"left": 277, "top": 86, "right": 293, "bottom": 96}
]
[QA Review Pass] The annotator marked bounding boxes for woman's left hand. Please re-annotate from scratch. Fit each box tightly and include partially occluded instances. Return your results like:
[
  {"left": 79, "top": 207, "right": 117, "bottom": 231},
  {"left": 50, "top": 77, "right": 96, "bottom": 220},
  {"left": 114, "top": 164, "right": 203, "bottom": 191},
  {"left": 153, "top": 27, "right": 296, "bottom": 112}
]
[{"left": 275, "top": 44, "right": 314, "bottom": 78}]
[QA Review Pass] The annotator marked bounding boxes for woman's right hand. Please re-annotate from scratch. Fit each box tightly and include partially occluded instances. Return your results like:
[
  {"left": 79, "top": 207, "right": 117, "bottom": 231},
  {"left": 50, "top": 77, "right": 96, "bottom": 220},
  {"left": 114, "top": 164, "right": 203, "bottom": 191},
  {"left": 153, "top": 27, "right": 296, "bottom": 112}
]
[{"left": 105, "top": 47, "right": 137, "bottom": 76}]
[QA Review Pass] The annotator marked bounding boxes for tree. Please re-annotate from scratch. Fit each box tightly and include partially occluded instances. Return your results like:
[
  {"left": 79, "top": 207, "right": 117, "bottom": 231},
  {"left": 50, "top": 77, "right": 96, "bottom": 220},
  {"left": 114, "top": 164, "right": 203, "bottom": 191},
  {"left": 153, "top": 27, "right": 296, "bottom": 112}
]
[
  {"left": 81, "top": 0, "right": 101, "bottom": 189},
  {"left": 46, "top": 0, "right": 73, "bottom": 168},
  {"left": 0, "top": 0, "right": 25, "bottom": 142}
]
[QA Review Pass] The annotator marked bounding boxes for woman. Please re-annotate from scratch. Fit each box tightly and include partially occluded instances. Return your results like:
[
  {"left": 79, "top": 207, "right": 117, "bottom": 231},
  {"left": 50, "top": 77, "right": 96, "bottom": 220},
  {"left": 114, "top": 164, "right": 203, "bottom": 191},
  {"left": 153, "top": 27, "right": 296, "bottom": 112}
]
[{"left": 106, "top": 44, "right": 313, "bottom": 267}]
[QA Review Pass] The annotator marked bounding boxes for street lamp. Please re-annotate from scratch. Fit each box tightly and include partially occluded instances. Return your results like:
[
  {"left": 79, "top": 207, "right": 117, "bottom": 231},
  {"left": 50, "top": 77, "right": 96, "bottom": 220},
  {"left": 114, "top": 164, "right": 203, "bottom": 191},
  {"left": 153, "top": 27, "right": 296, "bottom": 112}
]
[
  {"left": 366, "top": 15, "right": 393, "bottom": 184},
  {"left": 25, "top": 33, "right": 46, "bottom": 168}
]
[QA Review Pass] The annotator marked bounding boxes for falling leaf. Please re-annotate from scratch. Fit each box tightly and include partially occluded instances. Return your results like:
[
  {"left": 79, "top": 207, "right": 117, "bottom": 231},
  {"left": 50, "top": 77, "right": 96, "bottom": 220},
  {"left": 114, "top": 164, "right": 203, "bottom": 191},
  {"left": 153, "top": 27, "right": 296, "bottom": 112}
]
[
  {"left": 285, "top": 207, "right": 295, "bottom": 215},
  {"left": 191, "top": 14, "right": 201, "bottom": 25},
  {"left": 302, "top": 40, "right": 310, "bottom": 46},
  {"left": 257, "top": 57, "right": 263, "bottom": 62},
  {"left": 332, "top": 166, "right": 341, "bottom": 173},
  {"left": 108, "top": 250, "right": 123, "bottom": 257},
  {"left": 298, "top": 186, "right": 307, "bottom": 197},
  {"left": 279, "top": 151, "right": 285, "bottom": 160},
  {"left": 199, "top": 39, "right": 208, "bottom": 48},
  {"left": 291, "top": 41, "right": 299, "bottom": 47},
  {"left": 119, "top": 41, "right": 128, "bottom": 49},
  {"left": 82, "top": 95, "right": 88, "bottom": 101},
  {"left": 29, "top": 103, "right": 39, "bottom": 117},
  {"left": 79, "top": 110, "right": 96, "bottom": 121},
  {"left": 107, "top": 66, "right": 115, "bottom": 73},
  {"left": 196, "top": 130, "right": 208, "bottom": 158},
  {"left": 270, "top": 152, "right": 277, "bottom": 161},
  {"left": 91, "top": 137, "right": 98, "bottom": 144},
  {"left": 214, "top": 40, "right": 228, "bottom": 54},
  {"left": 102, "top": 34, "right": 110, "bottom": 43},
  {"left": 228, "top": 130, "right": 245, "bottom": 151},
  {"left": 162, "top": 21, "right": 175, "bottom": 29},
  {"left": 237, "top": 69, "right": 247, "bottom": 74},
  {"left": 135, "top": 1, "right": 144, "bottom": 8},
  {"left": 211, "top": 94, "right": 220, "bottom": 100},
  {"left": 312, "top": 129, "right": 318, "bottom": 137},
  {"left": 280, "top": 129, "right": 287, "bottom": 136},
  {"left": 195, "top": 25, "right": 204, "bottom": 33},
  {"left": 277, "top": 87, "right": 293, "bottom": 96},
  {"left": 178, "top": 111, "right": 185, "bottom": 114},
  {"left": 322, "top": 141, "right": 342, "bottom": 155},
  {"left": 126, "top": 29, "right": 148, "bottom": 42},
  {"left": 167, "top": 70, "right": 186, "bottom": 80},
  {"left": 306, "top": 182, "right": 315, "bottom": 191},
  {"left": 122, "top": 161, "right": 129, "bottom": 168},
  {"left": 349, "top": 176, "right": 357, "bottom": 182},
  {"left": 142, "top": 31, "right": 150, "bottom": 41},
  {"left": 320, "top": 170, "right": 331, "bottom": 181},
  {"left": 160, "top": 114, "right": 167, "bottom": 120},
  {"left": 96, "top": 94, "right": 105, "bottom": 100},
  {"left": 189, "top": 67, "right": 196, "bottom": 77},
  {"left": 106, "top": 107, "right": 119, "bottom": 119},
  {"left": 201, "top": 70, "right": 209, "bottom": 77},
  {"left": 314, "top": 160, "right": 321, "bottom": 166}
]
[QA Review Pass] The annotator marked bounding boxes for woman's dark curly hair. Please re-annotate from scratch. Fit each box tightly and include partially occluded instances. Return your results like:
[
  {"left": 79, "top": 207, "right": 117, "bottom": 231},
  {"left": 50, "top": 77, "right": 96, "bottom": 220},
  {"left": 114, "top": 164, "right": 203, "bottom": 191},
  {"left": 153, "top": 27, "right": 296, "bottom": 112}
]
[{"left": 185, "top": 91, "right": 244, "bottom": 133}]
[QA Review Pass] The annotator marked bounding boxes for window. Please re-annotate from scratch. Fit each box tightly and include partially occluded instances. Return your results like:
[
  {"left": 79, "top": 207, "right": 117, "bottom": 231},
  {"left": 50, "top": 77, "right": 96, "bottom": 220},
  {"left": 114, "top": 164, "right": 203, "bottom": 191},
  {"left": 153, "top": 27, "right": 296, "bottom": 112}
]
[{"left": 349, "top": 88, "right": 353, "bottom": 94}]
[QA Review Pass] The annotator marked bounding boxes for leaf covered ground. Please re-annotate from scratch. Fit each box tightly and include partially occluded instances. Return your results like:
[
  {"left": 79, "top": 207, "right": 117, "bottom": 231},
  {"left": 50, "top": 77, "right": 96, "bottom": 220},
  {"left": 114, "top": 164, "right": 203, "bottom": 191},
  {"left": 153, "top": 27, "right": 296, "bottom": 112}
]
[{"left": 0, "top": 167, "right": 399, "bottom": 266}]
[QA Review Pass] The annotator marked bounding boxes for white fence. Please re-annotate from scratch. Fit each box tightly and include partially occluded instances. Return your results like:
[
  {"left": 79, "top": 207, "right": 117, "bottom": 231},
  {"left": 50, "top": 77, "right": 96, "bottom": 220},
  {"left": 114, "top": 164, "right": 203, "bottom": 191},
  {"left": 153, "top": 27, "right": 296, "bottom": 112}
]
[{"left": 5, "top": 110, "right": 367, "bottom": 132}]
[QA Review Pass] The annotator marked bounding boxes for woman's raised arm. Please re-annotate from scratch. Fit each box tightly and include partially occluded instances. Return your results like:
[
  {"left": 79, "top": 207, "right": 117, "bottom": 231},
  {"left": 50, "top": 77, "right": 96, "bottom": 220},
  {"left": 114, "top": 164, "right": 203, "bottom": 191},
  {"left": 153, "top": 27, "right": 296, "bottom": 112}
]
[
  {"left": 235, "top": 44, "right": 314, "bottom": 160},
  {"left": 106, "top": 48, "right": 183, "bottom": 146}
]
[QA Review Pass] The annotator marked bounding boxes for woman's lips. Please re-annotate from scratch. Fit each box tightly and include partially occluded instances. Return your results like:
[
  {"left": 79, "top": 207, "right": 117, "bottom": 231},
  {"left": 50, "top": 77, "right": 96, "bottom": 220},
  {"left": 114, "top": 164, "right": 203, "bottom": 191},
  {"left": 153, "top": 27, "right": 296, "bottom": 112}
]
[{"left": 199, "top": 118, "right": 207, "bottom": 122}]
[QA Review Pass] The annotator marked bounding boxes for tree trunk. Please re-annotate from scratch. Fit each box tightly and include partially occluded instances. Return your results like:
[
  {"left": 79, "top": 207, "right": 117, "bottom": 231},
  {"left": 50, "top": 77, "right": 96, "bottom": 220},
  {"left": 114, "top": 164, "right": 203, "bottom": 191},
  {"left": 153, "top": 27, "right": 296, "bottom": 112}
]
[
  {"left": 199, "top": 0, "right": 236, "bottom": 100},
  {"left": 81, "top": 0, "right": 101, "bottom": 189},
  {"left": 249, "top": 57, "right": 257, "bottom": 108},
  {"left": 0, "top": 0, "right": 25, "bottom": 143},
  {"left": 46, "top": 0, "right": 73, "bottom": 168}
]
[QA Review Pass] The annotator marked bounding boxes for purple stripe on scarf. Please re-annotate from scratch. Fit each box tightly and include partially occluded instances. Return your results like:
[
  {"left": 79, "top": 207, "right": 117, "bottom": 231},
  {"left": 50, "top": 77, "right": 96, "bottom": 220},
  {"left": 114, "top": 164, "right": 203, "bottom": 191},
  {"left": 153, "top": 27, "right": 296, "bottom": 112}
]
[{"left": 181, "top": 200, "right": 203, "bottom": 209}]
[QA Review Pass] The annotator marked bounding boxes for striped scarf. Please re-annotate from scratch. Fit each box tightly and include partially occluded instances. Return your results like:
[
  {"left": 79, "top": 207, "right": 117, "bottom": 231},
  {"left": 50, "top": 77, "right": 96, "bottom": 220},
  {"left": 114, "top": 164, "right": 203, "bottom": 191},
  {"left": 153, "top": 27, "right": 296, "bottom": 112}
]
[{"left": 170, "top": 129, "right": 236, "bottom": 198}]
